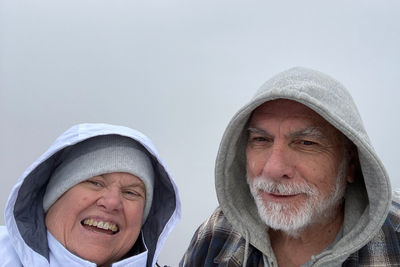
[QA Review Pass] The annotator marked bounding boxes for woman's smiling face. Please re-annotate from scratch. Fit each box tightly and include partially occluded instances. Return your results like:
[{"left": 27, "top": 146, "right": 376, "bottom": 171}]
[{"left": 45, "top": 172, "right": 146, "bottom": 266}]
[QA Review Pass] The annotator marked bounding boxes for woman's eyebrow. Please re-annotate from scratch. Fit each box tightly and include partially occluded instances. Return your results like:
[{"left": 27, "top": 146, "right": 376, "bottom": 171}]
[
  {"left": 125, "top": 182, "right": 146, "bottom": 190},
  {"left": 98, "top": 175, "right": 146, "bottom": 189},
  {"left": 126, "top": 183, "right": 145, "bottom": 187},
  {"left": 96, "top": 175, "right": 107, "bottom": 180}
]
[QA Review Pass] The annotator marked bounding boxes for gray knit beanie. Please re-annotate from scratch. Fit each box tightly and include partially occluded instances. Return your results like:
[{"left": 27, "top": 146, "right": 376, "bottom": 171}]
[{"left": 43, "top": 135, "right": 154, "bottom": 224}]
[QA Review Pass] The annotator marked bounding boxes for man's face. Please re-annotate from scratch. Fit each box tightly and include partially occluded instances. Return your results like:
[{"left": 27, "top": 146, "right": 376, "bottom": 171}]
[
  {"left": 45, "top": 172, "right": 146, "bottom": 266},
  {"left": 246, "top": 99, "right": 350, "bottom": 236}
]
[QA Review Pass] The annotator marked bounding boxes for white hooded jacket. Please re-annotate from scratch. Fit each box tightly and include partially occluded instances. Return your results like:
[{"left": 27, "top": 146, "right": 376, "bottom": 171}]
[{"left": 0, "top": 123, "right": 181, "bottom": 267}]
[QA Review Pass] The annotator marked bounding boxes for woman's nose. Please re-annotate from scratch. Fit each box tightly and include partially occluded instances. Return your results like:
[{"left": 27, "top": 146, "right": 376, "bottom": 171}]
[{"left": 96, "top": 188, "right": 122, "bottom": 212}]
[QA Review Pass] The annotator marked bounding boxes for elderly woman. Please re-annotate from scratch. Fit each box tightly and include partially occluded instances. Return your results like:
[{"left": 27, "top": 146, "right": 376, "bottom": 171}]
[{"left": 0, "top": 123, "right": 181, "bottom": 267}]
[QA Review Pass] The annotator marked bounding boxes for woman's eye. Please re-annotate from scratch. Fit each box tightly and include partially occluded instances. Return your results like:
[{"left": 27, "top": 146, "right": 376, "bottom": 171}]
[
  {"left": 87, "top": 180, "right": 102, "bottom": 187},
  {"left": 123, "top": 190, "right": 143, "bottom": 199}
]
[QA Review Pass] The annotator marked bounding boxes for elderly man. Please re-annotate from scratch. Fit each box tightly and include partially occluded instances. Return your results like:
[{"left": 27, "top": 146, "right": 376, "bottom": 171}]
[
  {"left": 181, "top": 67, "right": 400, "bottom": 266},
  {"left": 0, "top": 123, "right": 181, "bottom": 267}
]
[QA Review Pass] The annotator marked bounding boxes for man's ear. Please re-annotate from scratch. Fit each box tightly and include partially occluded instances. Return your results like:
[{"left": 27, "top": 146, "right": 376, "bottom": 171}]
[{"left": 346, "top": 147, "right": 359, "bottom": 184}]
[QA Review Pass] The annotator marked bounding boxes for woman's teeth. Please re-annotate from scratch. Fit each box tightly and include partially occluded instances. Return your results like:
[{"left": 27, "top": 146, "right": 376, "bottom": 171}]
[{"left": 82, "top": 218, "right": 119, "bottom": 232}]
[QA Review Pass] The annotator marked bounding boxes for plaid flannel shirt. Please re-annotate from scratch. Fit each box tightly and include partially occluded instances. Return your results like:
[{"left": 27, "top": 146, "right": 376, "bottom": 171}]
[{"left": 181, "top": 201, "right": 400, "bottom": 267}]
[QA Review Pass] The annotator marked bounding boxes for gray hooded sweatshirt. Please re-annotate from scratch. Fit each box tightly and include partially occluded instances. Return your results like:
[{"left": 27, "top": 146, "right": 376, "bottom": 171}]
[{"left": 181, "top": 67, "right": 399, "bottom": 266}]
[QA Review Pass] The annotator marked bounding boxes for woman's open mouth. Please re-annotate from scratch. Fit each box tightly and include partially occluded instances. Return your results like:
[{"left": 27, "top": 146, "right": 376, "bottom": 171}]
[{"left": 81, "top": 218, "right": 119, "bottom": 235}]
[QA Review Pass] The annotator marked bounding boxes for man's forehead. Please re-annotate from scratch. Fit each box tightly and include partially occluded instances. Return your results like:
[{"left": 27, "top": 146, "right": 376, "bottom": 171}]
[
  {"left": 251, "top": 99, "right": 327, "bottom": 123},
  {"left": 249, "top": 99, "right": 346, "bottom": 142}
]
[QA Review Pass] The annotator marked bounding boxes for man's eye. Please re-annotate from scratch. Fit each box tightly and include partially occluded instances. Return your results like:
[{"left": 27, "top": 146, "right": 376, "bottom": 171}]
[
  {"left": 250, "top": 136, "right": 268, "bottom": 142},
  {"left": 299, "top": 140, "right": 316, "bottom": 146},
  {"left": 248, "top": 135, "right": 273, "bottom": 148}
]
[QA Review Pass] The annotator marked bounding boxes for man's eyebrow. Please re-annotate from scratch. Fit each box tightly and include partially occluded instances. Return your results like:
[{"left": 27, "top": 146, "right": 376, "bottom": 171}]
[
  {"left": 289, "top": 127, "right": 326, "bottom": 140},
  {"left": 247, "top": 127, "right": 270, "bottom": 135},
  {"left": 247, "top": 126, "right": 328, "bottom": 141}
]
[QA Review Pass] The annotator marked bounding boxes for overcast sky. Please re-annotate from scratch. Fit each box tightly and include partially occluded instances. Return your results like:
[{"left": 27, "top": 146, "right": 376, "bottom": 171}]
[{"left": 1, "top": 1, "right": 399, "bottom": 266}]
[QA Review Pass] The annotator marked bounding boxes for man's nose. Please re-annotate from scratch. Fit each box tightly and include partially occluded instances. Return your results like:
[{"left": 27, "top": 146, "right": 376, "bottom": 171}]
[
  {"left": 96, "top": 188, "right": 123, "bottom": 212},
  {"left": 262, "top": 142, "right": 294, "bottom": 180}
]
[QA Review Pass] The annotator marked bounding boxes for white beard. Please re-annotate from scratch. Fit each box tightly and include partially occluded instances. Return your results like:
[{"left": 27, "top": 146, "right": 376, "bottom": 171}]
[{"left": 248, "top": 160, "right": 347, "bottom": 237}]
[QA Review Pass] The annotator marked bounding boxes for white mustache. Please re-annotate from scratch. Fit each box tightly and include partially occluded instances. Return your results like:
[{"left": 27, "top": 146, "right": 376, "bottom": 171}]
[{"left": 250, "top": 177, "right": 318, "bottom": 196}]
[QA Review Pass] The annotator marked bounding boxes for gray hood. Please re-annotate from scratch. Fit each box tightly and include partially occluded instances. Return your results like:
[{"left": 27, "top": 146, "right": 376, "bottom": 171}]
[{"left": 215, "top": 67, "right": 391, "bottom": 265}]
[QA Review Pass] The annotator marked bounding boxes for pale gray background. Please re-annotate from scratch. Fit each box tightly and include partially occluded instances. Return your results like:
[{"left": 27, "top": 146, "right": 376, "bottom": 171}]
[{"left": 1, "top": 1, "right": 399, "bottom": 266}]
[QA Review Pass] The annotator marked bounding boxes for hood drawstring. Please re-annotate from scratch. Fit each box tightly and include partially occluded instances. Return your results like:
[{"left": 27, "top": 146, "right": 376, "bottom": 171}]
[
  {"left": 243, "top": 230, "right": 250, "bottom": 267},
  {"left": 243, "top": 230, "right": 272, "bottom": 267},
  {"left": 263, "top": 254, "right": 270, "bottom": 267}
]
